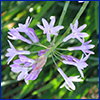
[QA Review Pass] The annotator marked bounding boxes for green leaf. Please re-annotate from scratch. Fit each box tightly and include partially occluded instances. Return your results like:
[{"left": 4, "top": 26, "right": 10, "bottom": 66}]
[
  {"left": 1, "top": 80, "right": 17, "bottom": 87},
  {"left": 86, "top": 77, "right": 99, "bottom": 82},
  {"left": 94, "top": 1, "right": 99, "bottom": 34},
  {"left": 1, "top": 85, "right": 23, "bottom": 98}
]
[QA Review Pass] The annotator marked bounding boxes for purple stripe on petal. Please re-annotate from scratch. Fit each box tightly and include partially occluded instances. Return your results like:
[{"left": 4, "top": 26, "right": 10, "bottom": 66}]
[
  {"left": 38, "top": 49, "right": 49, "bottom": 56},
  {"left": 28, "top": 28, "right": 39, "bottom": 43},
  {"left": 24, "top": 62, "right": 31, "bottom": 67},
  {"left": 32, "top": 64, "right": 36, "bottom": 70},
  {"left": 61, "top": 55, "right": 73, "bottom": 62}
]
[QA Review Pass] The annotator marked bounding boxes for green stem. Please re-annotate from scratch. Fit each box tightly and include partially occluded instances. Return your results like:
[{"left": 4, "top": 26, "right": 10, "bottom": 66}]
[
  {"left": 38, "top": 42, "right": 48, "bottom": 49},
  {"left": 52, "top": 1, "right": 70, "bottom": 44},
  {"left": 30, "top": 51, "right": 40, "bottom": 54},
  {"left": 55, "top": 50, "right": 64, "bottom": 56},
  {"left": 56, "top": 48, "right": 68, "bottom": 51},
  {"left": 31, "top": 42, "right": 48, "bottom": 49},
  {"left": 53, "top": 52, "right": 62, "bottom": 62},
  {"left": 51, "top": 53, "right": 58, "bottom": 67},
  {"left": 45, "top": 1, "right": 89, "bottom": 56}
]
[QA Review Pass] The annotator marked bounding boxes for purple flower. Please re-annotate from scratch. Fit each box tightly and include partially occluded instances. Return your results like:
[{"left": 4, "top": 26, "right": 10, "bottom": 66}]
[
  {"left": 16, "top": 16, "right": 39, "bottom": 43},
  {"left": 57, "top": 67, "right": 83, "bottom": 91},
  {"left": 8, "top": 28, "right": 32, "bottom": 44},
  {"left": 61, "top": 54, "right": 90, "bottom": 77},
  {"left": 5, "top": 40, "right": 30, "bottom": 64},
  {"left": 68, "top": 40, "right": 95, "bottom": 55},
  {"left": 10, "top": 55, "right": 35, "bottom": 84},
  {"left": 25, "top": 55, "right": 47, "bottom": 84},
  {"left": 37, "top": 16, "right": 64, "bottom": 42},
  {"left": 63, "top": 19, "right": 89, "bottom": 43},
  {"left": 38, "top": 49, "right": 49, "bottom": 56}
]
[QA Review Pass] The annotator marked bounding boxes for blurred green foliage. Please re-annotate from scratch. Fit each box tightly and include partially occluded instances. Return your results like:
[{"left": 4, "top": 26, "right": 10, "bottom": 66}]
[{"left": 1, "top": 1, "right": 99, "bottom": 99}]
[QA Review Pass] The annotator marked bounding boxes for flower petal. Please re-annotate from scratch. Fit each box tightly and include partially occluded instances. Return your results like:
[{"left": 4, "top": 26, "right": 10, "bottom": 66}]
[
  {"left": 64, "top": 83, "right": 72, "bottom": 91},
  {"left": 28, "top": 28, "right": 39, "bottom": 43},
  {"left": 7, "top": 54, "right": 16, "bottom": 65},
  {"left": 70, "top": 23, "right": 74, "bottom": 30},
  {"left": 42, "top": 18, "right": 49, "bottom": 29},
  {"left": 52, "top": 26, "right": 64, "bottom": 32},
  {"left": 63, "top": 34, "right": 73, "bottom": 42},
  {"left": 74, "top": 19, "right": 78, "bottom": 29},
  {"left": 67, "top": 46, "right": 80, "bottom": 51},
  {"left": 62, "top": 60, "right": 76, "bottom": 66},
  {"left": 47, "top": 33, "right": 51, "bottom": 42},
  {"left": 18, "top": 50, "right": 30, "bottom": 55},
  {"left": 37, "top": 24, "right": 44, "bottom": 30},
  {"left": 77, "top": 68, "right": 84, "bottom": 78},
  {"left": 77, "top": 24, "right": 87, "bottom": 32},
  {"left": 13, "top": 59, "right": 22, "bottom": 65},
  {"left": 7, "top": 40, "right": 16, "bottom": 50},
  {"left": 17, "top": 72, "right": 25, "bottom": 81},
  {"left": 77, "top": 32, "right": 89, "bottom": 37},
  {"left": 69, "top": 76, "right": 83, "bottom": 82},
  {"left": 50, "top": 16, "right": 55, "bottom": 27}
]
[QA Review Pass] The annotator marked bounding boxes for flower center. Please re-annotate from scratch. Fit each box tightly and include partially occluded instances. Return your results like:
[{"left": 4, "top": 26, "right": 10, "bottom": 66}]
[{"left": 49, "top": 29, "right": 51, "bottom": 33}]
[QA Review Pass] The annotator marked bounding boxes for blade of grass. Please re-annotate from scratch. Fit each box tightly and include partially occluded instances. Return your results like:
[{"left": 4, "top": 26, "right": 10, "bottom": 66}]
[
  {"left": 1, "top": 85, "right": 23, "bottom": 98},
  {"left": 94, "top": 1, "right": 99, "bottom": 34},
  {"left": 52, "top": 1, "right": 70, "bottom": 44},
  {"left": 1, "top": 80, "right": 17, "bottom": 87},
  {"left": 86, "top": 77, "right": 99, "bottom": 82}
]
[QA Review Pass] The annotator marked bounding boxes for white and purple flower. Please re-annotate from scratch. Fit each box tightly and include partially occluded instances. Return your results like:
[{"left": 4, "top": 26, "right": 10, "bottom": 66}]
[
  {"left": 10, "top": 55, "right": 47, "bottom": 85},
  {"left": 37, "top": 16, "right": 64, "bottom": 42},
  {"left": 5, "top": 40, "right": 30, "bottom": 64},
  {"left": 61, "top": 54, "right": 90, "bottom": 78},
  {"left": 57, "top": 67, "right": 83, "bottom": 91},
  {"left": 25, "top": 55, "right": 47, "bottom": 84},
  {"left": 5, "top": 14, "right": 95, "bottom": 90},
  {"left": 8, "top": 28, "right": 32, "bottom": 44},
  {"left": 63, "top": 19, "right": 89, "bottom": 43},
  {"left": 17, "top": 16, "right": 39, "bottom": 43},
  {"left": 68, "top": 39, "right": 95, "bottom": 55},
  {"left": 10, "top": 55, "right": 35, "bottom": 84}
]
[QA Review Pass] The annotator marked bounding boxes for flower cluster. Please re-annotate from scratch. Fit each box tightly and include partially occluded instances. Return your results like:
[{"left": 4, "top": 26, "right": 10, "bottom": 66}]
[{"left": 6, "top": 16, "right": 94, "bottom": 91}]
